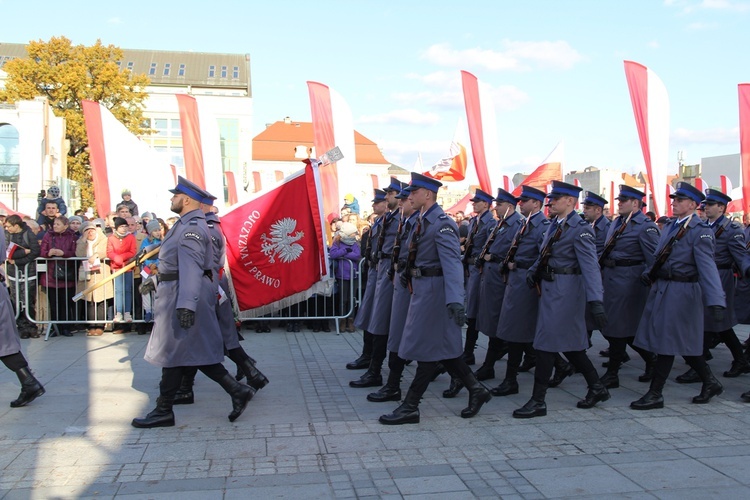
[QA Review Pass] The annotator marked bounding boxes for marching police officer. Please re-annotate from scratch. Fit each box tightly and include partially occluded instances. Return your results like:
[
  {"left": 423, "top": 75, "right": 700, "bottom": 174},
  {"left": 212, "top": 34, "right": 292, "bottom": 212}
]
[
  {"left": 492, "top": 186, "right": 551, "bottom": 396},
  {"left": 171, "top": 194, "right": 270, "bottom": 405},
  {"left": 0, "top": 230, "right": 45, "bottom": 408},
  {"left": 351, "top": 179, "right": 402, "bottom": 389},
  {"left": 674, "top": 189, "right": 750, "bottom": 382},
  {"left": 368, "top": 184, "right": 419, "bottom": 402},
  {"left": 460, "top": 188, "right": 495, "bottom": 365},
  {"left": 468, "top": 189, "right": 522, "bottom": 383},
  {"left": 346, "top": 189, "right": 387, "bottom": 371},
  {"left": 581, "top": 192, "right": 610, "bottom": 254},
  {"left": 132, "top": 177, "right": 254, "bottom": 428},
  {"left": 379, "top": 173, "right": 491, "bottom": 424},
  {"left": 598, "top": 186, "right": 660, "bottom": 388},
  {"left": 515, "top": 181, "right": 609, "bottom": 418},
  {"left": 631, "top": 182, "right": 726, "bottom": 410}
]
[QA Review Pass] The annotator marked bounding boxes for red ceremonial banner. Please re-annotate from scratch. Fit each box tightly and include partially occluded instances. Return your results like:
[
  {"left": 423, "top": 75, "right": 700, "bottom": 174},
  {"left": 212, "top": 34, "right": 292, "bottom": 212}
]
[{"left": 221, "top": 164, "right": 328, "bottom": 312}]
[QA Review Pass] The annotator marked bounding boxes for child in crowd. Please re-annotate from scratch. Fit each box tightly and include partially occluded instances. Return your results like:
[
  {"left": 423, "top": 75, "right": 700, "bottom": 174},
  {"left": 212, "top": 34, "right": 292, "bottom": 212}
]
[
  {"left": 139, "top": 220, "right": 162, "bottom": 323},
  {"left": 36, "top": 186, "right": 67, "bottom": 218}
]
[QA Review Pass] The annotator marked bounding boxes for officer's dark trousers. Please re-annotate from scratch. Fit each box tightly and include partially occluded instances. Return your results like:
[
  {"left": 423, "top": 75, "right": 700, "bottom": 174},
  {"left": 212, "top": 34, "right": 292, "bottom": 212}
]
[
  {"left": 464, "top": 318, "right": 479, "bottom": 354},
  {"left": 1, "top": 352, "right": 29, "bottom": 372},
  {"left": 704, "top": 329, "right": 745, "bottom": 362},
  {"left": 605, "top": 336, "right": 654, "bottom": 365},
  {"left": 651, "top": 355, "right": 709, "bottom": 389},
  {"left": 162, "top": 364, "right": 231, "bottom": 398},
  {"left": 407, "top": 357, "right": 473, "bottom": 401},
  {"left": 504, "top": 342, "right": 528, "bottom": 379},
  {"left": 535, "top": 350, "right": 601, "bottom": 400}
]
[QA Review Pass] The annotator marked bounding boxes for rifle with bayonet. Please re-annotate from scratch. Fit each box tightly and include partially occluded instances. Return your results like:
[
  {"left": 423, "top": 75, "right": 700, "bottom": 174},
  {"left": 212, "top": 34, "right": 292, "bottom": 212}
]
[
  {"left": 501, "top": 215, "right": 531, "bottom": 283},
  {"left": 532, "top": 219, "right": 565, "bottom": 295},
  {"left": 388, "top": 209, "right": 405, "bottom": 282},
  {"left": 598, "top": 210, "right": 634, "bottom": 267},
  {"left": 643, "top": 216, "right": 691, "bottom": 285},
  {"left": 475, "top": 207, "right": 511, "bottom": 274}
]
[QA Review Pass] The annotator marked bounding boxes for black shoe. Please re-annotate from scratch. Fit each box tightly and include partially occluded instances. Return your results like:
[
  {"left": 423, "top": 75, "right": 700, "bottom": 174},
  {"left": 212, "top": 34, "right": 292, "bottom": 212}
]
[
  {"left": 346, "top": 355, "right": 371, "bottom": 370},
  {"left": 491, "top": 378, "right": 519, "bottom": 396},
  {"left": 692, "top": 379, "right": 723, "bottom": 404},
  {"left": 173, "top": 389, "right": 194, "bottom": 405},
  {"left": 10, "top": 367, "right": 45, "bottom": 408},
  {"left": 548, "top": 363, "right": 574, "bottom": 388},
  {"left": 379, "top": 401, "right": 419, "bottom": 425},
  {"left": 349, "top": 371, "right": 382, "bottom": 388},
  {"left": 367, "top": 386, "right": 401, "bottom": 402},
  {"left": 462, "top": 351, "right": 476, "bottom": 366},
  {"left": 577, "top": 386, "right": 610, "bottom": 409},
  {"left": 512, "top": 398, "right": 547, "bottom": 419},
  {"left": 741, "top": 390, "right": 750, "bottom": 402},
  {"left": 630, "top": 390, "right": 664, "bottom": 410},
  {"left": 131, "top": 398, "right": 175, "bottom": 428},
  {"left": 723, "top": 360, "right": 750, "bottom": 378},
  {"left": 602, "top": 352, "right": 629, "bottom": 367},
  {"left": 61, "top": 329, "right": 74, "bottom": 337},
  {"left": 599, "top": 348, "right": 610, "bottom": 357},
  {"left": 638, "top": 363, "right": 655, "bottom": 383},
  {"left": 461, "top": 385, "right": 492, "bottom": 418},
  {"left": 237, "top": 357, "right": 269, "bottom": 391},
  {"left": 676, "top": 368, "right": 701, "bottom": 384},
  {"left": 228, "top": 383, "right": 255, "bottom": 422},
  {"left": 518, "top": 359, "right": 536, "bottom": 372},
  {"left": 599, "top": 371, "right": 620, "bottom": 389},
  {"left": 442, "top": 378, "right": 464, "bottom": 398},
  {"left": 474, "top": 365, "right": 495, "bottom": 381}
]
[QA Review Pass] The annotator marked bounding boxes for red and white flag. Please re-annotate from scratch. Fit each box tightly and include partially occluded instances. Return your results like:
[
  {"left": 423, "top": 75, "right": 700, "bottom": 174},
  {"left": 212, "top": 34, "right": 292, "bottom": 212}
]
[
  {"left": 720, "top": 175, "right": 733, "bottom": 195},
  {"left": 694, "top": 177, "right": 706, "bottom": 194},
  {"left": 221, "top": 162, "right": 329, "bottom": 315},
  {"left": 307, "top": 82, "right": 357, "bottom": 223},
  {"left": 462, "top": 70, "right": 498, "bottom": 193},
  {"left": 82, "top": 100, "right": 174, "bottom": 217},
  {"left": 609, "top": 181, "right": 615, "bottom": 209},
  {"left": 739, "top": 84, "right": 750, "bottom": 216},
  {"left": 502, "top": 175, "right": 515, "bottom": 193},
  {"left": 512, "top": 141, "right": 564, "bottom": 197},
  {"left": 624, "top": 61, "right": 670, "bottom": 218},
  {"left": 666, "top": 184, "right": 675, "bottom": 217},
  {"left": 424, "top": 118, "right": 468, "bottom": 182}
]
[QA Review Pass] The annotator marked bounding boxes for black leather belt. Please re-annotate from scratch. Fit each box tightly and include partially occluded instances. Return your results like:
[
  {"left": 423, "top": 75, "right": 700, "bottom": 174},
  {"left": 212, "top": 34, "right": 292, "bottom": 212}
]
[
  {"left": 488, "top": 254, "right": 503, "bottom": 263},
  {"left": 378, "top": 252, "right": 393, "bottom": 259},
  {"left": 465, "top": 257, "right": 476, "bottom": 265},
  {"left": 656, "top": 272, "right": 698, "bottom": 282},
  {"left": 409, "top": 267, "right": 444, "bottom": 277},
  {"left": 159, "top": 273, "right": 178, "bottom": 282},
  {"left": 716, "top": 263, "right": 734, "bottom": 270},
  {"left": 602, "top": 258, "right": 645, "bottom": 268},
  {"left": 545, "top": 266, "right": 581, "bottom": 275}
]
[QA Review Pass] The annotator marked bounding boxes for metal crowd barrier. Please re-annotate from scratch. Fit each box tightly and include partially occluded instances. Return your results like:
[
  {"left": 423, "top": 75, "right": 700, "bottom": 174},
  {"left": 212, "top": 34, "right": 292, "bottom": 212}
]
[
  {"left": 237, "top": 260, "right": 362, "bottom": 335},
  {"left": 6, "top": 257, "right": 150, "bottom": 340}
]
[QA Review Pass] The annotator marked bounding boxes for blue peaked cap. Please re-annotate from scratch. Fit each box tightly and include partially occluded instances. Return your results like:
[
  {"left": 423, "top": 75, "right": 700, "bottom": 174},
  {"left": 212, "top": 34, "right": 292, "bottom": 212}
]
[
  {"left": 617, "top": 185, "right": 645, "bottom": 200},
  {"left": 547, "top": 180, "right": 582, "bottom": 198},
  {"left": 670, "top": 182, "right": 705, "bottom": 203},
  {"left": 409, "top": 172, "right": 442, "bottom": 193},
  {"left": 385, "top": 176, "right": 402, "bottom": 193},
  {"left": 371, "top": 189, "right": 387, "bottom": 203},
  {"left": 704, "top": 188, "right": 732, "bottom": 205},
  {"left": 519, "top": 185, "right": 546, "bottom": 203},
  {"left": 494, "top": 187, "right": 519, "bottom": 205},
  {"left": 470, "top": 188, "right": 494, "bottom": 204},
  {"left": 170, "top": 175, "right": 212, "bottom": 202},
  {"left": 582, "top": 191, "right": 607, "bottom": 207}
]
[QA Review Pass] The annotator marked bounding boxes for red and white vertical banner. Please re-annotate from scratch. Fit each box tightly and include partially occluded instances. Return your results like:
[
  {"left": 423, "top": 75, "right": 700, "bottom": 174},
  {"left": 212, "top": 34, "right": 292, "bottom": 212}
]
[
  {"left": 224, "top": 171, "right": 238, "bottom": 206},
  {"left": 252, "top": 172, "right": 262, "bottom": 193},
  {"left": 307, "top": 82, "right": 357, "bottom": 223},
  {"left": 371, "top": 175, "right": 380, "bottom": 190},
  {"left": 739, "top": 84, "right": 750, "bottom": 216},
  {"left": 502, "top": 175, "right": 515, "bottom": 193},
  {"left": 609, "top": 181, "right": 615, "bottom": 209},
  {"left": 666, "top": 184, "right": 675, "bottom": 217},
  {"left": 176, "top": 94, "right": 206, "bottom": 189},
  {"left": 512, "top": 141, "right": 564, "bottom": 197},
  {"left": 461, "top": 70, "right": 498, "bottom": 194},
  {"left": 644, "top": 183, "right": 651, "bottom": 213},
  {"left": 424, "top": 118, "right": 469, "bottom": 182},
  {"left": 82, "top": 100, "right": 174, "bottom": 217},
  {"left": 694, "top": 177, "right": 706, "bottom": 194},
  {"left": 720, "top": 175, "right": 733, "bottom": 195},
  {"left": 221, "top": 162, "right": 329, "bottom": 315},
  {"left": 624, "top": 61, "right": 670, "bottom": 218},
  {"left": 573, "top": 179, "right": 581, "bottom": 209}
]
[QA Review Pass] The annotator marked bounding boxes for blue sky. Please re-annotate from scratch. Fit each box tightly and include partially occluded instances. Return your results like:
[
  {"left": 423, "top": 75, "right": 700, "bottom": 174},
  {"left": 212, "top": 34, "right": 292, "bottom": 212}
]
[{"left": 2, "top": 0, "right": 750, "bottom": 177}]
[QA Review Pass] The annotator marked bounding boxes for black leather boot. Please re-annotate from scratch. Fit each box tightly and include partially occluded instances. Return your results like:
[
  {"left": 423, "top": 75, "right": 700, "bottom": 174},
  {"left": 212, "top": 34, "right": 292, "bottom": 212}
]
[
  {"left": 368, "top": 353, "right": 404, "bottom": 402},
  {"left": 131, "top": 397, "right": 175, "bottom": 428},
  {"left": 692, "top": 364, "right": 723, "bottom": 404},
  {"left": 638, "top": 354, "right": 657, "bottom": 382},
  {"left": 462, "top": 319, "right": 479, "bottom": 365},
  {"left": 474, "top": 338, "right": 505, "bottom": 381},
  {"left": 599, "top": 362, "right": 620, "bottom": 389},
  {"left": 676, "top": 368, "right": 701, "bottom": 384},
  {"left": 518, "top": 351, "right": 536, "bottom": 372},
  {"left": 491, "top": 377, "right": 519, "bottom": 396},
  {"left": 630, "top": 376, "right": 666, "bottom": 410},
  {"left": 512, "top": 381, "right": 547, "bottom": 419},
  {"left": 236, "top": 357, "right": 269, "bottom": 390},
  {"left": 602, "top": 351, "right": 630, "bottom": 368},
  {"left": 723, "top": 359, "right": 750, "bottom": 378},
  {"left": 442, "top": 377, "right": 464, "bottom": 398},
  {"left": 492, "top": 349, "right": 520, "bottom": 396},
  {"left": 459, "top": 369, "right": 492, "bottom": 418},
  {"left": 349, "top": 370, "right": 382, "bottom": 388},
  {"left": 346, "top": 331, "right": 373, "bottom": 369},
  {"left": 741, "top": 390, "right": 750, "bottom": 402},
  {"left": 10, "top": 367, "right": 45, "bottom": 408},
  {"left": 379, "top": 390, "right": 420, "bottom": 425},
  {"left": 577, "top": 382, "right": 610, "bottom": 408},
  {"left": 174, "top": 368, "right": 196, "bottom": 405},
  {"left": 217, "top": 374, "right": 255, "bottom": 422},
  {"left": 548, "top": 356, "right": 574, "bottom": 388}
]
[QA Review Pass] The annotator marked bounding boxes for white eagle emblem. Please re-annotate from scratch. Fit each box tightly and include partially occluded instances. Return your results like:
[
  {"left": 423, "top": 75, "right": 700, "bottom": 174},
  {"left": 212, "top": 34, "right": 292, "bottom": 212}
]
[{"left": 260, "top": 218, "right": 305, "bottom": 263}]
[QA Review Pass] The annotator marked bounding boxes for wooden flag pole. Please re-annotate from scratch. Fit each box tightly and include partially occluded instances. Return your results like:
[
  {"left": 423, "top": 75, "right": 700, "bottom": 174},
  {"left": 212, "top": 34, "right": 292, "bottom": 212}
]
[{"left": 72, "top": 246, "right": 161, "bottom": 302}]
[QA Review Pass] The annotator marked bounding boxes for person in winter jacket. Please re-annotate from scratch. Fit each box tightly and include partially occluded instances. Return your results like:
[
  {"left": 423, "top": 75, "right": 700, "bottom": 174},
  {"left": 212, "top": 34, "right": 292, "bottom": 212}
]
[
  {"left": 4, "top": 215, "right": 41, "bottom": 337},
  {"left": 40, "top": 216, "right": 78, "bottom": 336},
  {"left": 107, "top": 217, "right": 137, "bottom": 325},
  {"left": 329, "top": 222, "right": 362, "bottom": 332},
  {"left": 76, "top": 222, "right": 114, "bottom": 336}
]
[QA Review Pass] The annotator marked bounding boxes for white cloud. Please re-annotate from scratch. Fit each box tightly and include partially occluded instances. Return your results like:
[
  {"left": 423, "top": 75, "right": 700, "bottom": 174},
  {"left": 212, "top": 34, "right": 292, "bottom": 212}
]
[
  {"left": 666, "top": 0, "right": 750, "bottom": 13},
  {"left": 107, "top": 17, "right": 122, "bottom": 25},
  {"left": 686, "top": 21, "right": 719, "bottom": 29},
  {"left": 648, "top": 40, "right": 661, "bottom": 48},
  {"left": 672, "top": 126, "right": 738, "bottom": 144},
  {"left": 357, "top": 109, "right": 441, "bottom": 125},
  {"left": 422, "top": 40, "right": 585, "bottom": 72}
]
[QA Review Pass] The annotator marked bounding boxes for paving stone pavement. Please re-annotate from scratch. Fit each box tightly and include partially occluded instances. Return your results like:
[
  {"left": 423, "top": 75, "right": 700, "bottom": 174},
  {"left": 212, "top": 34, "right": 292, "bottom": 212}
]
[{"left": 1, "top": 323, "right": 750, "bottom": 498}]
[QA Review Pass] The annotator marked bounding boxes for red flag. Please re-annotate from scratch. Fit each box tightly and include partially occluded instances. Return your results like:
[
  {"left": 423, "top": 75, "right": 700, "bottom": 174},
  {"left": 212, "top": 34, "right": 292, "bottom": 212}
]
[
  {"left": 371, "top": 175, "right": 380, "bottom": 189},
  {"left": 275, "top": 170, "right": 284, "bottom": 182},
  {"left": 694, "top": 177, "right": 706, "bottom": 194},
  {"left": 222, "top": 164, "right": 328, "bottom": 313},
  {"left": 573, "top": 179, "right": 581, "bottom": 210},
  {"left": 666, "top": 184, "right": 674, "bottom": 217},
  {"left": 512, "top": 142, "right": 563, "bottom": 197},
  {"left": 502, "top": 176, "right": 515, "bottom": 193},
  {"left": 461, "top": 71, "right": 496, "bottom": 193},
  {"left": 82, "top": 100, "right": 111, "bottom": 218},
  {"left": 252, "top": 172, "right": 262, "bottom": 193},
  {"left": 720, "top": 175, "right": 733, "bottom": 195},
  {"left": 739, "top": 84, "right": 750, "bottom": 216},
  {"left": 176, "top": 94, "right": 206, "bottom": 189},
  {"left": 424, "top": 118, "right": 468, "bottom": 183},
  {"left": 224, "top": 171, "right": 238, "bottom": 206},
  {"left": 609, "top": 181, "right": 615, "bottom": 210}
]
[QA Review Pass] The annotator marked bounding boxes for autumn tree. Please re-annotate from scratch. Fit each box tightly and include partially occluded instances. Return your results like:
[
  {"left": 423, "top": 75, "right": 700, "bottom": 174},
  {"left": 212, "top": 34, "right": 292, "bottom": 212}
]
[{"left": 0, "top": 36, "right": 150, "bottom": 211}]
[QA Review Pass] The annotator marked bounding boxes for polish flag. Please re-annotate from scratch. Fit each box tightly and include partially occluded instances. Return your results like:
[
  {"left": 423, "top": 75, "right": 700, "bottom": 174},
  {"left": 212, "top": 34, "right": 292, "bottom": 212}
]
[
  {"left": 609, "top": 181, "right": 615, "bottom": 209},
  {"left": 307, "top": 82, "right": 357, "bottom": 224},
  {"left": 222, "top": 161, "right": 329, "bottom": 315},
  {"left": 502, "top": 175, "right": 515, "bottom": 193},
  {"left": 573, "top": 179, "right": 582, "bottom": 209},
  {"left": 666, "top": 184, "right": 675, "bottom": 217},
  {"left": 175, "top": 95, "right": 224, "bottom": 205},
  {"left": 694, "top": 177, "right": 707, "bottom": 195},
  {"left": 371, "top": 175, "right": 380, "bottom": 190},
  {"left": 82, "top": 100, "right": 174, "bottom": 218},
  {"left": 739, "top": 84, "right": 750, "bottom": 216},
  {"left": 720, "top": 175, "right": 733, "bottom": 195},
  {"left": 624, "top": 61, "right": 670, "bottom": 217},
  {"left": 424, "top": 118, "right": 468, "bottom": 182},
  {"left": 412, "top": 153, "right": 424, "bottom": 173},
  {"left": 512, "top": 141, "right": 564, "bottom": 197},
  {"left": 461, "top": 70, "right": 498, "bottom": 193},
  {"left": 644, "top": 183, "right": 651, "bottom": 213}
]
